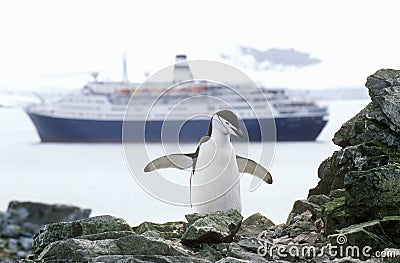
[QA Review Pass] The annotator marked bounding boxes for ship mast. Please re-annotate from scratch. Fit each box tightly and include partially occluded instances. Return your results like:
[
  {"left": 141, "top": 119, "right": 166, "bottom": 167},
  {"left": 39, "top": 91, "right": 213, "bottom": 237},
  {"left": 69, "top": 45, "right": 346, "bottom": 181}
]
[{"left": 122, "top": 53, "right": 129, "bottom": 83}]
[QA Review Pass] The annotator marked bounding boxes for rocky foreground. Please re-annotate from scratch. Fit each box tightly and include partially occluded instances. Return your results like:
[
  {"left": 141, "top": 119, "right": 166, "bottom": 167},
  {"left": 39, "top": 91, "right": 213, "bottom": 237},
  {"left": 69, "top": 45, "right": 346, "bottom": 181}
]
[{"left": 2, "top": 69, "right": 400, "bottom": 262}]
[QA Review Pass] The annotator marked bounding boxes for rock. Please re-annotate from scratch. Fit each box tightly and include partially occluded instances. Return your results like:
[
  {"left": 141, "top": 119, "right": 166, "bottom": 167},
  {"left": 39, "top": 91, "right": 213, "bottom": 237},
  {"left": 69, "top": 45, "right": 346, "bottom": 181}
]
[
  {"left": 329, "top": 257, "right": 368, "bottom": 263},
  {"left": 306, "top": 70, "right": 400, "bottom": 239},
  {"left": 237, "top": 213, "right": 274, "bottom": 238},
  {"left": 238, "top": 237, "right": 266, "bottom": 253},
  {"left": 307, "top": 194, "right": 331, "bottom": 206},
  {"left": 344, "top": 164, "right": 400, "bottom": 220},
  {"left": 190, "top": 243, "right": 229, "bottom": 262},
  {"left": 29, "top": 210, "right": 261, "bottom": 262},
  {"left": 37, "top": 233, "right": 191, "bottom": 261},
  {"left": 78, "top": 230, "right": 136, "bottom": 241},
  {"left": 289, "top": 221, "right": 316, "bottom": 237},
  {"left": 0, "top": 201, "right": 91, "bottom": 262},
  {"left": 380, "top": 248, "right": 400, "bottom": 263},
  {"left": 309, "top": 141, "right": 397, "bottom": 197},
  {"left": 329, "top": 188, "right": 346, "bottom": 199},
  {"left": 329, "top": 217, "right": 400, "bottom": 254},
  {"left": 134, "top": 221, "right": 185, "bottom": 241},
  {"left": 2, "top": 201, "right": 91, "bottom": 227},
  {"left": 271, "top": 224, "right": 289, "bottom": 239},
  {"left": 286, "top": 200, "right": 322, "bottom": 225},
  {"left": 292, "top": 232, "right": 322, "bottom": 245},
  {"left": 323, "top": 197, "right": 357, "bottom": 235},
  {"left": 93, "top": 255, "right": 213, "bottom": 263},
  {"left": 366, "top": 69, "right": 400, "bottom": 130},
  {"left": 32, "top": 215, "right": 132, "bottom": 255},
  {"left": 332, "top": 102, "right": 400, "bottom": 149},
  {"left": 181, "top": 209, "right": 243, "bottom": 245},
  {"left": 227, "top": 242, "right": 270, "bottom": 263},
  {"left": 216, "top": 257, "right": 252, "bottom": 263}
]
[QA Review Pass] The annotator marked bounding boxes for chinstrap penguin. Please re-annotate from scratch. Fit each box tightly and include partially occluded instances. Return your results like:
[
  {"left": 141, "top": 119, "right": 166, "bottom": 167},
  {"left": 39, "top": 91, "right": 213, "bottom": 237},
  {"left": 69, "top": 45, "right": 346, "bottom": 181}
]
[{"left": 144, "top": 110, "right": 272, "bottom": 213}]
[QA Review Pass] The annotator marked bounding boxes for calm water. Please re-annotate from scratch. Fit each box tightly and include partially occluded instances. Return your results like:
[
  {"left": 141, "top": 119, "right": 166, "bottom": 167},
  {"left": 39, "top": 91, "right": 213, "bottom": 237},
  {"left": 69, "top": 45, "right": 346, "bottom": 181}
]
[{"left": 0, "top": 100, "right": 369, "bottom": 225}]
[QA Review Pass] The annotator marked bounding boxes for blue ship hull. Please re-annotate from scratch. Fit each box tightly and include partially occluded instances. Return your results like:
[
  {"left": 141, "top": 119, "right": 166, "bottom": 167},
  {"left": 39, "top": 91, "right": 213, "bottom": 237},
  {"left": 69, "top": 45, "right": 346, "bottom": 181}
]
[{"left": 27, "top": 112, "right": 327, "bottom": 142}]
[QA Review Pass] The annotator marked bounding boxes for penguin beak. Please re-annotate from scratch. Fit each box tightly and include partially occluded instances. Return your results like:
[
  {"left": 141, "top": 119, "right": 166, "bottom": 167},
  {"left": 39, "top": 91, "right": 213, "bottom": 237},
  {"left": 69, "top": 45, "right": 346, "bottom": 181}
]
[{"left": 231, "top": 126, "right": 245, "bottom": 138}]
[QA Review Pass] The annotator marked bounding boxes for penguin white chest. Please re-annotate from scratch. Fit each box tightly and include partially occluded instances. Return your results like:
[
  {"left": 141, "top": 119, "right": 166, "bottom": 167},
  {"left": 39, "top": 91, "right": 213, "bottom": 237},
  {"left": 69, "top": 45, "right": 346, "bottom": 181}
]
[{"left": 192, "top": 140, "right": 242, "bottom": 213}]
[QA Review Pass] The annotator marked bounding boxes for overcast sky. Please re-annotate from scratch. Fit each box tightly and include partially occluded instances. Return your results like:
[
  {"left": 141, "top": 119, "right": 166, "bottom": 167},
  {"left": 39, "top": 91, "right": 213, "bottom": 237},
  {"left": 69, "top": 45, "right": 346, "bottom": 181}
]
[{"left": 1, "top": 0, "right": 399, "bottom": 90}]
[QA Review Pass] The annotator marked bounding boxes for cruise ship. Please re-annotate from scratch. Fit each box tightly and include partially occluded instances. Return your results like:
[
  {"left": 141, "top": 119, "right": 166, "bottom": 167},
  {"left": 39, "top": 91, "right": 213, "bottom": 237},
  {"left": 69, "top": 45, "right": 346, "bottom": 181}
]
[{"left": 26, "top": 55, "right": 328, "bottom": 142}]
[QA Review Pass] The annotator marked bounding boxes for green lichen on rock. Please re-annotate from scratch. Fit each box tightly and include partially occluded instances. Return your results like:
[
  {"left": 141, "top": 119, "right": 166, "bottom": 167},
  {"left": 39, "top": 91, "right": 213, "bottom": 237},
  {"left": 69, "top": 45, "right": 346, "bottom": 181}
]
[
  {"left": 32, "top": 215, "right": 132, "bottom": 255},
  {"left": 308, "top": 69, "right": 400, "bottom": 245},
  {"left": 329, "top": 216, "right": 400, "bottom": 252},
  {"left": 323, "top": 197, "right": 357, "bottom": 235},
  {"left": 134, "top": 221, "right": 186, "bottom": 240},
  {"left": 181, "top": 209, "right": 243, "bottom": 245},
  {"left": 332, "top": 102, "right": 400, "bottom": 149},
  {"left": 344, "top": 164, "right": 400, "bottom": 219},
  {"left": 37, "top": 233, "right": 192, "bottom": 261}
]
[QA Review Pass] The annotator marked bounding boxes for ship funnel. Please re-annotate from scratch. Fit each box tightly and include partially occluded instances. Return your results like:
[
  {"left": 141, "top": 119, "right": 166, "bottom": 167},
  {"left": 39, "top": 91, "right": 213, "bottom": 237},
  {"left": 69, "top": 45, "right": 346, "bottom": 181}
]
[{"left": 173, "top": 54, "right": 193, "bottom": 83}]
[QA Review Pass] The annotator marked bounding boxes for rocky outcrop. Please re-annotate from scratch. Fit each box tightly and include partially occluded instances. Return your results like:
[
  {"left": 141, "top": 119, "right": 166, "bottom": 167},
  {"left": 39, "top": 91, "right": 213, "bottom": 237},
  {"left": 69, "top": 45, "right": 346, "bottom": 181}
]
[
  {"left": 23, "top": 209, "right": 395, "bottom": 262},
  {"left": 0, "top": 201, "right": 90, "bottom": 262},
  {"left": 302, "top": 69, "right": 400, "bottom": 256},
  {"left": 181, "top": 210, "right": 243, "bottom": 245},
  {"left": 22, "top": 210, "right": 329, "bottom": 262}
]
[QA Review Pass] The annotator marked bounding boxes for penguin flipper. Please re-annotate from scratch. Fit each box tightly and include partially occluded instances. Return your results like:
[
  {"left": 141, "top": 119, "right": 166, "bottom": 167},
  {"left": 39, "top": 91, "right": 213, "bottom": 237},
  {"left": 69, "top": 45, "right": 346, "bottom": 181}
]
[
  {"left": 144, "top": 154, "right": 193, "bottom": 172},
  {"left": 236, "top": 155, "right": 273, "bottom": 184}
]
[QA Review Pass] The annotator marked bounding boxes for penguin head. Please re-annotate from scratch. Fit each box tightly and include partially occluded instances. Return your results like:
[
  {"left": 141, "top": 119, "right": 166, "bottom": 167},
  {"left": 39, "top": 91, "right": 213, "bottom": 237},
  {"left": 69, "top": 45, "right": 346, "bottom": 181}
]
[{"left": 209, "top": 110, "right": 244, "bottom": 138}]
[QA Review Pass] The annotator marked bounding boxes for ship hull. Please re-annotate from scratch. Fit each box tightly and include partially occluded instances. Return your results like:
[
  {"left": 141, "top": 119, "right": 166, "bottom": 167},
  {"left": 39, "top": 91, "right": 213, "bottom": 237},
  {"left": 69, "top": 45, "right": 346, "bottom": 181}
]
[{"left": 27, "top": 112, "right": 327, "bottom": 142}]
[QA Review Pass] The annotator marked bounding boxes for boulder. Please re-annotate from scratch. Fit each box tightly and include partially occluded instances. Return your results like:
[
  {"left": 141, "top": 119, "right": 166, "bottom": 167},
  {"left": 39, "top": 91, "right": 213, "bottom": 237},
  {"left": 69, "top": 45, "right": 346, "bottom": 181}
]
[
  {"left": 366, "top": 69, "right": 400, "bottom": 130},
  {"left": 134, "top": 220, "right": 185, "bottom": 241},
  {"left": 344, "top": 165, "right": 400, "bottom": 219},
  {"left": 37, "top": 233, "right": 193, "bottom": 261},
  {"left": 0, "top": 201, "right": 90, "bottom": 262},
  {"left": 237, "top": 213, "right": 274, "bottom": 238},
  {"left": 190, "top": 243, "right": 229, "bottom": 262},
  {"left": 28, "top": 210, "right": 264, "bottom": 262},
  {"left": 181, "top": 209, "right": 243, "bottom": 245},
  {"left": 307, "top": 194, "right": 331, "bottom": 207},
  {"left": 0, "top": 201, "right": 91, "bottom": 239},
  {"left": 227, "top": 242, "right": 271, "bottom": 263},
  {"left": 1, "top": 201, "right": 90, "bottom": 227},
  {"left": 308, "top": 141, "right": 397, "bottom": 197},
  {"left": 332, "top": 102, "right": 400, "bottom": 149},
  {"left": 286, "top": 200, "right": 322, "bottom": 225},
  {"left": 32, "top": 215, "right": 132, "bottom": 254},
  {"left": 329, "top": 217, "right": 400, "bottom": 253},
  {"left": 307, "top": 69, "right": 400, "bottom": 240},
  {"left": 93, "top": 255, "right": 213, "bottom": 263}
]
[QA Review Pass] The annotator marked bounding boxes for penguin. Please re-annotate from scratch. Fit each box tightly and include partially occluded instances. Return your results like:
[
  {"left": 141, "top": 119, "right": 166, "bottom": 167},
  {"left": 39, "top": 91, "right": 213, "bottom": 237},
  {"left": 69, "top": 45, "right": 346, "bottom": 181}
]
[{"left": 144, "top": 110, "right": 272, "bottom": 213}]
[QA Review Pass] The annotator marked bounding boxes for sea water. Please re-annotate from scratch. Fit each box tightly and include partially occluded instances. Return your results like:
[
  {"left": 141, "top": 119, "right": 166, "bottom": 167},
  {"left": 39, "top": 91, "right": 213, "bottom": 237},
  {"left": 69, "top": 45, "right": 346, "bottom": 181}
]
[{"left": 0, "top": 99, "right": 369, "bottom": 225}]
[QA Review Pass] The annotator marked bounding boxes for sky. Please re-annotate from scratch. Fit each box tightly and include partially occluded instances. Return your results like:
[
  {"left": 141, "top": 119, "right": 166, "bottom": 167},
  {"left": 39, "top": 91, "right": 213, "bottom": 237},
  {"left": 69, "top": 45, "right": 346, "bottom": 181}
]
[{"left": 1, "top": 0, "right": 400, "bottom": 91}]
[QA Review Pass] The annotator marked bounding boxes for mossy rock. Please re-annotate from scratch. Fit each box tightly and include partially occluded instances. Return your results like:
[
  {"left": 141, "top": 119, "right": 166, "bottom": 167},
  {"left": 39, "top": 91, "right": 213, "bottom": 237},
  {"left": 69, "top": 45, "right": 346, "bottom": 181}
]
[
  {"left": 181, "top": 210, "right": 243, "bottom": 245},
  {"left": 32, "top": 215, "right": 132, "bottom": 255},
  {"left": 344, "top": 164, "right": 400, "bottom": 220},
  {"left": 135, "top": 221, "right": 186, "bottom": 240},
  {"left": 329, "top": 216, "right": 400, "bottom": 253},
  {"left": 323, "top": 197, "right": 357, "bottom": 235}
]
